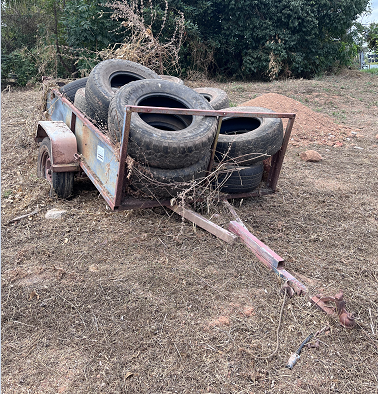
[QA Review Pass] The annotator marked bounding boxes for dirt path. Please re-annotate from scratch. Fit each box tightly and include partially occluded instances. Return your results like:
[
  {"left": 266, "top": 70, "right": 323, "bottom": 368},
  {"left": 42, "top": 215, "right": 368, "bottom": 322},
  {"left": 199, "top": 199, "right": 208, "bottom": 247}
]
[{"left": 2, "top": 71, "right": 378, "bottom": 393}]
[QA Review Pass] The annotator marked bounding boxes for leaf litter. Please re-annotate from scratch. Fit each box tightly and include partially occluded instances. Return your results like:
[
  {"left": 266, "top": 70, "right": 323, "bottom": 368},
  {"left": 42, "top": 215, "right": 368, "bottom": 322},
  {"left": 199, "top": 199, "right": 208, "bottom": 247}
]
[{"left": 2, "top": 72, "right": 378, "bottom": 393}]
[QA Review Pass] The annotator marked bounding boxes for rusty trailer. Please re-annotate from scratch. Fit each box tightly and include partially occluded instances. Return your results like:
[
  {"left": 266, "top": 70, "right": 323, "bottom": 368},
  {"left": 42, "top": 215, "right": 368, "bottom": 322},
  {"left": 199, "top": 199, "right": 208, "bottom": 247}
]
[{"left": 36, "top": 88, "right": 354, "bottom": 328}]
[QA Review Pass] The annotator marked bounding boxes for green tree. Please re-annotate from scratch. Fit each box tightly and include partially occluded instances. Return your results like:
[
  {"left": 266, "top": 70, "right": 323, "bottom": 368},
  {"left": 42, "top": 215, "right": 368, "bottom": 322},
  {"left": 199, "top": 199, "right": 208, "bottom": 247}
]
[
  {"left": 366, "top": 22, "right": 378, "bottom": 52},
  {"left": 167, "top": 0, "right": 370, "bottom": 79},
  {"left": 1, "top": 0, "right": 371, "bottom": 85}
]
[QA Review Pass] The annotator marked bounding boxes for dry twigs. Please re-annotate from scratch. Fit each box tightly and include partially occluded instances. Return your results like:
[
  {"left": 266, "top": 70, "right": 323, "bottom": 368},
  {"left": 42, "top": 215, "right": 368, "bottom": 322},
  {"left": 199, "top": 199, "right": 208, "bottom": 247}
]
[{"left": 103, "top": 0, "right": 185, "bottom": 75}]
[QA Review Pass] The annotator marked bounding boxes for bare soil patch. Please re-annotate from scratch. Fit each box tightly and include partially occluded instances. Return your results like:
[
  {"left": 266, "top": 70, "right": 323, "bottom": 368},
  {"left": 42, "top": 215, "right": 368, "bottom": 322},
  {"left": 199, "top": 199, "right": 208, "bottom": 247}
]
[{"left": 2, "top": 71, "right": 378, "bottom": 393}]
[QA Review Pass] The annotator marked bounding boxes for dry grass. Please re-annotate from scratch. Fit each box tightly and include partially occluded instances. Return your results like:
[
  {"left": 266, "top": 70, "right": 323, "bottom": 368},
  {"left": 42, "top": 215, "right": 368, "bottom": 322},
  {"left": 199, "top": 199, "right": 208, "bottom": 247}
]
[{"left": 2, "top": 72, "right": 378, "bottom": 393}]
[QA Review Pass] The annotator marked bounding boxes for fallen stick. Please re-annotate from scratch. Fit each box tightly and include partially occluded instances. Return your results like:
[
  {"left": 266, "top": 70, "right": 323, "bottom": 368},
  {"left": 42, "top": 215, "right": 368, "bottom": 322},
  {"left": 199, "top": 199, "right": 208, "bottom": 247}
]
[{"left": 7, "top": 208, "right": 40, "bottom": 224}]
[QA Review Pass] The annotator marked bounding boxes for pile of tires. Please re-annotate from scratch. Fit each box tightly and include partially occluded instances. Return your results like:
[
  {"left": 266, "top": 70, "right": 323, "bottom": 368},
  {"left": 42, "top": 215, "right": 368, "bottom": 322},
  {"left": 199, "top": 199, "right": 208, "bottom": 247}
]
[
  {"left": 59, "top": 59, "right": 223, "bottom": 198},
  {"left": 211, "top": 106, "right": 283, "bottom": 194},
  {"left": 58, "top": 59, "right": 282, "bottom": 198}
]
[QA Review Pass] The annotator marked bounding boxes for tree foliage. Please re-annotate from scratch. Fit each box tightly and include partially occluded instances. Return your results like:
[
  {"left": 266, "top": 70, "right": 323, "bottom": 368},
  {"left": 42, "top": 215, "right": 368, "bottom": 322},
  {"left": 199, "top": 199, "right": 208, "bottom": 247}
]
[
  {"left": 1, "top": 0, "right": 371, "bottom": 85},
  {"left": 165, "top": 0, "right": 370, "bottom": 79},
  {"left": 366, "top": 22, "right": 378, "bottom": 52}
]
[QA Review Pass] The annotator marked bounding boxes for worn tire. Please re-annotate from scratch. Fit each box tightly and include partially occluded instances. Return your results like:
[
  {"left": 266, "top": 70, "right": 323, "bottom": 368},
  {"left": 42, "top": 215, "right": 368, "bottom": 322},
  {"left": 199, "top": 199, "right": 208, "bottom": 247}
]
[
  {"left": 193, "top": 87, "right": 230, "bottom": 110},
  {"left": 108, "top": 79, "right": 217, "bottom": 169},
  {"left": 59, "top": 78, "right": 88, "bottom": 102},
  {"left": 37, "top": 137, "right": 74, "bottom": 198},
  {"left": 85, "top": 59, "right": 161, "bottom": 126},
  {"left": 159, "top": 75, "right": 184, "bottom": 85},
  {"left": 215, "top": 106, "right": 283, "bottom": 165},
  {"left": 212, "top": 161, "right": 263, "bottom": 194},
  {"left": 130, "top": 151, "right": 211, "bottom": 198},
  {"left": 73, "top": 87, "right": 90, "bottom": 115}
]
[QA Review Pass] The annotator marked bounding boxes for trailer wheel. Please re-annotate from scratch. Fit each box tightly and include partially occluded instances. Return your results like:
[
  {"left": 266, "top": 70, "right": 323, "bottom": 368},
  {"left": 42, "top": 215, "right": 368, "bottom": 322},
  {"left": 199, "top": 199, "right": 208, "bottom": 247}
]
[
  {"left": 130, "top": 151, "right": 211, "bottom": 198},
  {"left": 215, "top": 106, "right": 283, "bottom": 165},
  {"left": 37, "top": 137, "right": 74, "bottom": 199},
  {"left": 85, "top": 59, "right": 161, "bottom": 126},
  {"left": 212, "top": 161, "right": 264, "bottom": 194},
  {"left": 108, "top": 79, "right": 217, "bottom": 169},
  {"left": 59, "top": 77, "right": 88, "bottom": 102},
  {"left": 193, "top": 87, "right": 230, "bottom": 110}
]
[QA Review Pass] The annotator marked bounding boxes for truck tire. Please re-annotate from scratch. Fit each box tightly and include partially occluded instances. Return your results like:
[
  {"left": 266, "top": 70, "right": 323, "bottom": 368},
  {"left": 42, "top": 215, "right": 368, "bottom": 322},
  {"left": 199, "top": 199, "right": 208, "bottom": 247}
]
[
  {"left": 37, "top": 137, "right": 74, "bottom": 198},
  {"left": 130, "top": 151, "right": 211, "bottom": 198},
  {"left": 215, "top": 106, "right": 283, "bottom": 165},
  {"left": 73, "top": 87, "right": 90, "bottom": 116},
  {"left": 59, "top": 77, "right": 88, "bottom": 102},
  {"left": 193, "top": 87, "right": 230, "bottom": 110},
  {"left": 85, "top": 59, "right": 161, "bottom": 126},
  {"left": 212, "top": 161, "right": 263, "bottom": 194},
  {"left": 108, "top": 79, "right": 217, "bottom": 169}
]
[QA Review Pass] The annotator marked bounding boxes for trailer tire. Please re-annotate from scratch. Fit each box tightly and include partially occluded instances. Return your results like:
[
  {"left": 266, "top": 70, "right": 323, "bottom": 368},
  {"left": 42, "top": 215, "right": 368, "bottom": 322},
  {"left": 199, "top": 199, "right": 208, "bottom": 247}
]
[
  {"left": 193, "top": 87, "right": 230, "bottom": 110},
  {"left": 85, "top": 59, "right": 161, "bottom": 126},
  {"left": 37, "top": 137, "right": 74, "bottom": 199},
  {"left": 130, "top": 151, "right": 211, "bottom": 198},
  {"left": 108, "top": 79, "right": 217, "bottom": 169},
  {"left": 215, "top": 106, "right": 283, "bottom": 165},
  {"left": 73, "top": 88, "right": 90, "bottom": 116},
  {"left": 59, "top": 78, "right": 88, "bottom": 102},
  {"left": 212, "top": 161, "right": 263, "bottom": 194}
]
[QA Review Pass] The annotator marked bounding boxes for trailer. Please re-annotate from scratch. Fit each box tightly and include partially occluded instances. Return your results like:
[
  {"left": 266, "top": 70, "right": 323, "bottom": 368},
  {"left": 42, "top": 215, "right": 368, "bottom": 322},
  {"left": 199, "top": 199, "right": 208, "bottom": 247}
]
[{"left": 36, "top": 86, "right": 355, "bottom": 328}]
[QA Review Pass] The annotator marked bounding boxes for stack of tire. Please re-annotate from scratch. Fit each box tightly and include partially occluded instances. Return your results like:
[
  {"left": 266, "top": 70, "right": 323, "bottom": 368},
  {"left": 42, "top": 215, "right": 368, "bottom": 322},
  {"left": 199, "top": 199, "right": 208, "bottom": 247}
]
[
  {"left": 211, "top": 106, "right": 283, "bottom": 194},
  {"left": 60, "top": 59, "right": 218, "bottom": 198},
  {"left": 58, "top": 59, "right": 283, "bottom": 198}
]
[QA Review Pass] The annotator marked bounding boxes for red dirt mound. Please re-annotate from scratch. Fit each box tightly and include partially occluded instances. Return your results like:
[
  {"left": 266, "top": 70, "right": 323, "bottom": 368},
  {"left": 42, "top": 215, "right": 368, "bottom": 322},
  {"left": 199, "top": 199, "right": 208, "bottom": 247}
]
[{"left": 242, "top": 92, "right": 355, "bottom": 147}]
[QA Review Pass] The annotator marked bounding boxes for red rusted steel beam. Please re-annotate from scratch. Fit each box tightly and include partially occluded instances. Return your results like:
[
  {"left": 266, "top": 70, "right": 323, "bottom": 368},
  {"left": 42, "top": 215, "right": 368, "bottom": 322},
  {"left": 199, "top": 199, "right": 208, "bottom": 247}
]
[
  {"left": 229, "top": 221, "right": 284, "bottom": 268},
  {"left": 266, "top": 115, "right": 295, "bottom": 191},
  {"left": 228, "top": 220, "right": 307, "bottom": 295},
  {"left": 114, "top": 109, "right": 132, "bottom": 207},
  {"left": 125, "top": 105, "right": 296, "bottom": 119}
]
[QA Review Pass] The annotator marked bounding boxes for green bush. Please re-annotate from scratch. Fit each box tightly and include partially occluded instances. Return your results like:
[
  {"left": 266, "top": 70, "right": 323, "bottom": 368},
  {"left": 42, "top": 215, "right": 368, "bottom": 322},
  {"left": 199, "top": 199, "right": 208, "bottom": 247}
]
[{"left": 1, "top": 0, "right": 371, "bottom": 84}]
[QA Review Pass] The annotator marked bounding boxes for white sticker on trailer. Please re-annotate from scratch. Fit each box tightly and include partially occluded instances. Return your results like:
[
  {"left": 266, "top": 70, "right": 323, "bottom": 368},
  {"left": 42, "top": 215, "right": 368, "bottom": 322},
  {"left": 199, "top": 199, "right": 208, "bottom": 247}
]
[{"left": 97, "top": 145, "right": 105, "bottom": 162}]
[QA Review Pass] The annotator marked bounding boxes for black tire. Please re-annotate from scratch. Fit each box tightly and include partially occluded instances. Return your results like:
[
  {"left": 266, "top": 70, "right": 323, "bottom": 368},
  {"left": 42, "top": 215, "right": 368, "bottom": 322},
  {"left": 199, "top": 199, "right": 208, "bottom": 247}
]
[
  {"left": 108, "top": 79, "right": 217, "bottom": 170},
  {"left": 215, "top": 106, "right": 283, "bottom": 165},
  {"left": 159, "top": 75, "right": 184, "bottom": 85},
  {"left": 59, "top": 78, "right": 88, "bottom": 102},
  {"left": 212, "top": 161, "right": 263, "bottom": 194},
  {"left": 73, "top": 87, "right": 90, "bottom": 115},
  {"left": 193, "top": 87, "right": 230, "bottom": 110},
  {"left": 37, "top": 137, "right": 74, "bottom": 198},
  {"left": 85, "top": 59, "right": 161, "bottom": 126},
  {"left": 130, "top": 151, "right": 211, "bottom": 198}
]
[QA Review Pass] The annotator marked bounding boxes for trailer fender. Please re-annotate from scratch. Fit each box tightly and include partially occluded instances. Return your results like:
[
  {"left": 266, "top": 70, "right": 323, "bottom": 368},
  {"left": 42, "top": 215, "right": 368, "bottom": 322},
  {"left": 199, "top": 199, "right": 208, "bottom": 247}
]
[{"left": 35, "top": 121, "right": 79, "bottom": 172}]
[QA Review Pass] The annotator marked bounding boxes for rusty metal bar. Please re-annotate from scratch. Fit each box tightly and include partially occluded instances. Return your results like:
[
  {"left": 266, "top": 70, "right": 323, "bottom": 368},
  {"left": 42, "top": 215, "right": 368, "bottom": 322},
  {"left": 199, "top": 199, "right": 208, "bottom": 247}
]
[
  {"left": 114, "top": 108, "right": 132, "bottom": 207},
  {"left": 229, "top": 221, "right": 307, "bottom": 295},
  {"left": 125, "top": 105, "right": 296, "bottom": 119},
  {"left": 229, "top": 221, "right": 285, "bottom": 269},
  {"left": 266, "top": 116, "right": 295, "bottom": 191}
]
